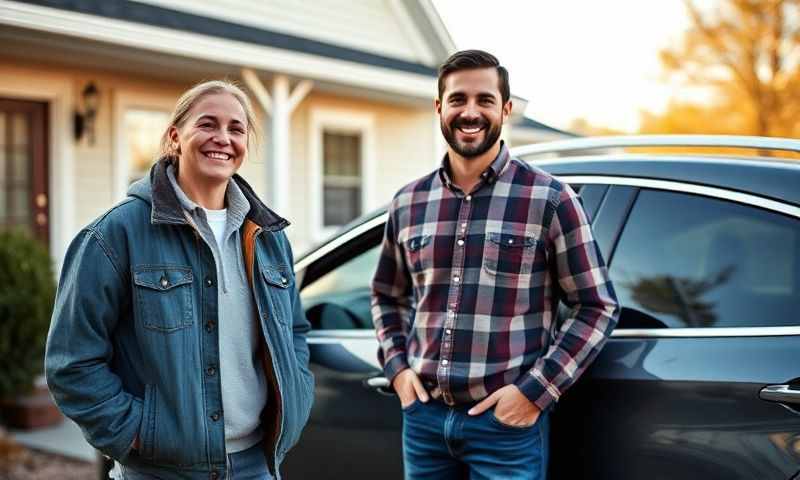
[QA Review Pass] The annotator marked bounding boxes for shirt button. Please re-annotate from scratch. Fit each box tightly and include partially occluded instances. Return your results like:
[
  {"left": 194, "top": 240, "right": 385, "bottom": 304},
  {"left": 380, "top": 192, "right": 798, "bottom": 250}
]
[
  {"left": 508, "top": 239, "right": 514, "bottom": 244},
  {"left": 281, "top": 276, "right": 288, "bottom": 285},
  {"left": 465, "top": 195, "right": 472, "bottom": 202},
  {"left": 205, "top": 277, "right": 213, "bottom": 287},
  {"left": 160, "top": 276, "right": 169, "bottom": 288},
  {"left": 457, "top": 239, "right": 464, "bottom": 246},
  {"left": 453, "top": 276, "right": 460, "bottom": 283},
  {"left": 206, "top": 365, "right": 216, "bottom": 376},
  {"left": 446, "top": 329, "right": 452, "bottom": 335},
  {"left": 205, "top": 321, "right": 215, "bottom": 332},
  {"left": 210, "top": 412, "right": 220, "bottom": 422},
  {"left": 442, "top": 359, "right": 449, "bottom": 365}
]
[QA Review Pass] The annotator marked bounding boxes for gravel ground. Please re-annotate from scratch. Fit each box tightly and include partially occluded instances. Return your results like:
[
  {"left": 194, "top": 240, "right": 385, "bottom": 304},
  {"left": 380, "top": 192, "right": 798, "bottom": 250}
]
[{"left": 0, "top": 429, "right": 98, "bottom": 480}]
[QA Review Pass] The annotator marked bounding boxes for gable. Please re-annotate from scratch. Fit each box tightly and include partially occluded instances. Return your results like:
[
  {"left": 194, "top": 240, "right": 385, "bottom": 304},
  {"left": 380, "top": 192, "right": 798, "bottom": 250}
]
[{"left": 136, "top": 0, "right": 443, "bottom": 66}]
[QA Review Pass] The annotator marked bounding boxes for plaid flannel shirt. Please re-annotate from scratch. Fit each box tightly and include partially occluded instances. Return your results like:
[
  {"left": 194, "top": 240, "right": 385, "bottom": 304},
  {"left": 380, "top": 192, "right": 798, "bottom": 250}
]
[{"left": 370, "top": 143, "right": 619, "bottom": 410}]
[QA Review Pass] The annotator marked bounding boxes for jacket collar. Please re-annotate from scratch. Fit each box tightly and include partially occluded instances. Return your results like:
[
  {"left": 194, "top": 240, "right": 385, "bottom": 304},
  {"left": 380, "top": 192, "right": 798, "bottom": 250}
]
[{"left": 129, "top": 157, "right": 289, "bottom": 231}]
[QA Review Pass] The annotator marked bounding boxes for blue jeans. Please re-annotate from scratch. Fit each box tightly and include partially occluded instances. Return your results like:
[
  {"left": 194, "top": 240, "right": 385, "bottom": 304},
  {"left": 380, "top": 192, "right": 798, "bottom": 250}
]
[
  {"left": 110, "top": 441, "right": 272, "bottom": 479},
  {"left": 402, "top": 399, "right": 549, "bottom": 480}
]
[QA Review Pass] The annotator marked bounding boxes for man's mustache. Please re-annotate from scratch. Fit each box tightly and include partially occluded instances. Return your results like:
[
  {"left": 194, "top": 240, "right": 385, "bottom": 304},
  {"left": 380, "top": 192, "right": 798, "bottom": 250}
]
[{"left": 452, "top": 117, "right": 488, "bottom": 129}]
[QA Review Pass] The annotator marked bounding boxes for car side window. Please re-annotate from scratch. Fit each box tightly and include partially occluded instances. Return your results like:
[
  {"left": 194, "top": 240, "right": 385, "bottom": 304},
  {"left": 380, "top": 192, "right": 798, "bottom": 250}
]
[
  {"left": 301, "top": 245, "right": 381, "bottom": 330},
  {"left": 575, "top": 184, "right": 608, "bottom": 223},
  {"left": 609, "top": 189, "right": 799, "bottom": 329}
]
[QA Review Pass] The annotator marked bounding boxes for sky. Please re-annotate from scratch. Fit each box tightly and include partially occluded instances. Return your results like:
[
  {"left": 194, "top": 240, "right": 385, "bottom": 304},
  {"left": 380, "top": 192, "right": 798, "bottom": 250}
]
[{"left": 432, "top": 1, "right": 693, "bottom": 133}]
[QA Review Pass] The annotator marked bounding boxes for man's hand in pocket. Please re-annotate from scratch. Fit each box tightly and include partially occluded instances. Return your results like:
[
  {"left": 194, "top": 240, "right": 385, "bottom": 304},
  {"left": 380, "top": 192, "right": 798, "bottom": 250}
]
[{"left": 392, "top": 368, "right": 430, "bottom": 409}]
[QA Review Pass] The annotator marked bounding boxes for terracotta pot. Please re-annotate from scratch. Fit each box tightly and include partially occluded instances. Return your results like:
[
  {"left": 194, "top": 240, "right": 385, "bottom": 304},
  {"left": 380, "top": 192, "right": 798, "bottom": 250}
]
[{"left": 0, "top": 385, "right": 62, "bottom": 429}]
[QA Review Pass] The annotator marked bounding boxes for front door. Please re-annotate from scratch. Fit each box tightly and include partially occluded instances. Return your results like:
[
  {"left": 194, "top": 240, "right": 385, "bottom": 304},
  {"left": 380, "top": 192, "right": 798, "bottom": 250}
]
[{"left": 0, "top": 99, "right": 49, "bottom": 245}]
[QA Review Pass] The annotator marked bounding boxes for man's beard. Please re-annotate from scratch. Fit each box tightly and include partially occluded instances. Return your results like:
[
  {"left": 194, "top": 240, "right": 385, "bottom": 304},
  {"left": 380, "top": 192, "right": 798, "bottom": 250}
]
[{"left": 441, "top": 115, "right": 502, "bottom": 159}]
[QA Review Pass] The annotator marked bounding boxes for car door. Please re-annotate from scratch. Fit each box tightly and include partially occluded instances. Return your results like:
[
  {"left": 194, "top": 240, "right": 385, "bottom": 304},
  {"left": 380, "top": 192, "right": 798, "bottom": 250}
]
[
  {"left": 282, "top": 217, "right": 405, "bottom": 479},
  {"left": 549, "top": 181, "right": 800, "bottom": 480}
]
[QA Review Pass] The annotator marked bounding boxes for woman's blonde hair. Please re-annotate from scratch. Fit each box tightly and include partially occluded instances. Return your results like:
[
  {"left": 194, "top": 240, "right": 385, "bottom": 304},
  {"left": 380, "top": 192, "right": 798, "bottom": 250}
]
[{"left": 159, "top": 79, "right": 258, "bottom": 160}]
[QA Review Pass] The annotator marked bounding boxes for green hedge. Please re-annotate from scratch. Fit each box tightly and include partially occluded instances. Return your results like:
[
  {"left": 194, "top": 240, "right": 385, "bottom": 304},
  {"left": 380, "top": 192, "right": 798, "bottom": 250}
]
[{"left": 0, "top": 230, "right": 55, "bottom": 397}]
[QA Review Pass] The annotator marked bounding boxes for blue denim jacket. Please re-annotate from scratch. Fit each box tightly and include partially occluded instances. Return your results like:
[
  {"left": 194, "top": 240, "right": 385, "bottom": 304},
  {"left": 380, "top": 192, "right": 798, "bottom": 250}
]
[{"left": 45, "top": 159, "right": 314, "bottom": 479}]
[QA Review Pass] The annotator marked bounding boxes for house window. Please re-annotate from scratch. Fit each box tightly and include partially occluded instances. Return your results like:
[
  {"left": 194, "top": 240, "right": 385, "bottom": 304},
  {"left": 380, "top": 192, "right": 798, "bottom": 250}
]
[
  {"left": 125, "top": 109, "right": 170, "bottom": 184},
  {"left": 322, "top": 131, "right": 361, "bottom": 227}
]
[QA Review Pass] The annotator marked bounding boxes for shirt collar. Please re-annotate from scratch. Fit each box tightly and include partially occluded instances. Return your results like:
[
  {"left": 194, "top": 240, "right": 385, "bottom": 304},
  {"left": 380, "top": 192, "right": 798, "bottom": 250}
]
[
  {"left": 438, "top": 141, "right": 511, "bottom": 191},
  {"left": 166, "top": 164, "right": 250, "bottom": 227}
]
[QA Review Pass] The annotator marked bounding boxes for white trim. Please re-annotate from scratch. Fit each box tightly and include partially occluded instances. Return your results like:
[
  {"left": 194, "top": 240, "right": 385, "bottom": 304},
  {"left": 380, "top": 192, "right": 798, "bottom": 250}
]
[
  {"left": 387, "top": 0, "right": 437, "bottom": 65},
  {"left": 308, "top": 107, "right": 376, "bottom": 242},
  {"left": 418, "top": 0, "right": 457, "bottom": 53},
  {"left": 0, "top": 68, "right": 74, "bottom": 274},
  {"left": 241, "top": 68, "right": 273, "bottom": 115},
  {"left": 111, "top": 90, "right": 174, "bottom": 202},
  {"left": 1, "top": 1, "right": 437, "bottom": 99}
]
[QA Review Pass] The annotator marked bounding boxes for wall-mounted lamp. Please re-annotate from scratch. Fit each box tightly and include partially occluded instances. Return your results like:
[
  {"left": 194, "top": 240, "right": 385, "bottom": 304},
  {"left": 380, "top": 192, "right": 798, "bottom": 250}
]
[{"left": 74, "top": 82, "right": 99, "bottom": 145}]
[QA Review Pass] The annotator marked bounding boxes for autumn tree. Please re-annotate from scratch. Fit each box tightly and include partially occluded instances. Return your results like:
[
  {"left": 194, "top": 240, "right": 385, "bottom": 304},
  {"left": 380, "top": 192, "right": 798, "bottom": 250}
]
[{"left": 642, "top": 0, "right": 800, "bottom": 139}]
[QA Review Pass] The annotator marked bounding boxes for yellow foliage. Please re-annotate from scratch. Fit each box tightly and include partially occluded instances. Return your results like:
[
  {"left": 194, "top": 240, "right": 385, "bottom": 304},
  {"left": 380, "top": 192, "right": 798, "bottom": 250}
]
[{"left": 638, "top": 0, "right": 800, "bottom": 160}]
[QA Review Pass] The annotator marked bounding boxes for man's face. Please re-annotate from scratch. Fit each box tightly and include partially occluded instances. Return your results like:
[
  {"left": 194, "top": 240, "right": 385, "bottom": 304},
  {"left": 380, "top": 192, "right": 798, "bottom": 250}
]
[{"left": 436, "top": 68, "right": 511, "bottom": 159}]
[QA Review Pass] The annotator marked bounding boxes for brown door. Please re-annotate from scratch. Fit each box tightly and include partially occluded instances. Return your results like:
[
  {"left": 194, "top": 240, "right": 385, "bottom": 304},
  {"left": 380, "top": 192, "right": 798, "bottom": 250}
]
[{"left": 0, "top": 99, "right": 49, "bottom": 246}]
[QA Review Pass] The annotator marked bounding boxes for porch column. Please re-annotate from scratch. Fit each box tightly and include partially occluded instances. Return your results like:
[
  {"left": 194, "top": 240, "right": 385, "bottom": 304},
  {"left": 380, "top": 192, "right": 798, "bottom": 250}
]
[{"left": 241, "top": 69, "right": 312, "bottom": 214}]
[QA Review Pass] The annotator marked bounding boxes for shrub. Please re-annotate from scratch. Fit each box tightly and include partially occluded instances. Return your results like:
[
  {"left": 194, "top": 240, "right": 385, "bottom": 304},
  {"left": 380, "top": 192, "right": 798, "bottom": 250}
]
[{"left": 0, "top": 230, "right": 55, "bottom": 397}]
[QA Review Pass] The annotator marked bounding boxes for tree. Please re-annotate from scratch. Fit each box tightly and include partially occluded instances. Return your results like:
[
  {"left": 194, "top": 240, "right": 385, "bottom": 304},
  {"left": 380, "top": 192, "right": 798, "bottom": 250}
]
[{"left": 643, "top": 0, "right": 800, "bottom": 141}]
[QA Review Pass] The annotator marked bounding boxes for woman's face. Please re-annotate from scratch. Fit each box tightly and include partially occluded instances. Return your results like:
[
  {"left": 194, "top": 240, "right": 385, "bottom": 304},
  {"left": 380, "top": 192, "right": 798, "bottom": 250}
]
[{"left": 169, "top": 92, "right": 248, "bottom": 186}]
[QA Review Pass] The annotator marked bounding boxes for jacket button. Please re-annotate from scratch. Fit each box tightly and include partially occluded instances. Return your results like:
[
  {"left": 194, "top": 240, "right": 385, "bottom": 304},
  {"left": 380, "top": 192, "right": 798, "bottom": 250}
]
[
  {"left": 205, "top": 277, "right": 213, "bottom": 287},
  {"left": 281, "top": 276, "right": 288, "bottom": 285},
  {"left": 211, "top": 412, "right": 220, "bottom": 422},
  {"left": 160, "top": 276, "right": 169, "bottom": 288},
  {"left": 206, "top": 365, "right": 216, "bottom": 376},
  {"left": 205, "top": 321, "right": 215, "bottom": 332},
  {"left": 210, "top": 471, "right": 219, "bottom": 480}
]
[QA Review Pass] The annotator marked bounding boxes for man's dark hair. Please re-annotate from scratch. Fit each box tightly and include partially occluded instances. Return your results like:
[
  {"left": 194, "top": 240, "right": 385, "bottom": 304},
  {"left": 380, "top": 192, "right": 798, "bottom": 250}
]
[{"left": 437, "top": 50, "right": 510, "bottom": 104}]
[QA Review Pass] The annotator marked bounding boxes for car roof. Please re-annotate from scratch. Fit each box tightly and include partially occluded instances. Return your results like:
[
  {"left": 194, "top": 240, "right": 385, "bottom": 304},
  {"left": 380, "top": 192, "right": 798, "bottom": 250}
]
[{"left": 525, "top": 154, "right": 800, "bottom": 207}]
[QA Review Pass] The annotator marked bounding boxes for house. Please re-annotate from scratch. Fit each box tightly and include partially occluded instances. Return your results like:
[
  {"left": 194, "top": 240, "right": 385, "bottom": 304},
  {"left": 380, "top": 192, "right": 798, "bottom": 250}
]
[{"left": 0, "top": 0, "right": 572, "bottom": 264}]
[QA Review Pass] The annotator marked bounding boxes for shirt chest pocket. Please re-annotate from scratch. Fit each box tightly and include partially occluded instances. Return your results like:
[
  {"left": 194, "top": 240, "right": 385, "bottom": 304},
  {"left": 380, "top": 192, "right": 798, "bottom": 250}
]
[
  {"left": 483, "top": 232, "right": 537, "bottom": 276},
  {"left": 133, "top": 266, "right": 194, "bottom": 332},
  {"left": 404, "top": 234, "right": 433, "bottom": 274}
]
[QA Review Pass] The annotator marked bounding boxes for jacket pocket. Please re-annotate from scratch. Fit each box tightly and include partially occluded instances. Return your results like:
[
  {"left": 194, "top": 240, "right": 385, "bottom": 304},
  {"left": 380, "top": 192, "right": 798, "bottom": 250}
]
[
  {"left": 483, "top": 232, "right": 537, "bottom": 276},
  {"left": 133, "top": 265, "right": 194, "bottom": 332},
  {"left": 261, "top": 265, "right": 294, "bottom": 326}
]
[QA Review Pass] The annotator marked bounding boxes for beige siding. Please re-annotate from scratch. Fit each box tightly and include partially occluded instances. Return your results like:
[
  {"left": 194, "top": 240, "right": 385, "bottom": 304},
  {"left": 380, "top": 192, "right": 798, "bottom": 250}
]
[
  {"left": 135, "top": 0, "right": 429, "bottom": 64},
  {"left": 0, "top": 58, "right": 438, "bottom": 258},
  {"left": 286, "top": 92, "right": 436, "bottom": 252}
]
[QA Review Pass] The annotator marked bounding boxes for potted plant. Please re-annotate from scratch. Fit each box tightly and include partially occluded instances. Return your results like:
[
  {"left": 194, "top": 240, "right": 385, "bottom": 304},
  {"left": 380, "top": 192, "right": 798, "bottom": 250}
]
[{"left": 0, "top": 230, "right": 60, "bottom": 429}]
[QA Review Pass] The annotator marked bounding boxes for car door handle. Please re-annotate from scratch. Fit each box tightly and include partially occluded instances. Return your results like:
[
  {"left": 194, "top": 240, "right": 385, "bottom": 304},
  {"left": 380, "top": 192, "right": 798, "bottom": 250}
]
[
  {"left": 759, "top": 384, "right": 800, "bottom": 405},
  {"left": 363, "top": 376, "right": 394, "bottom": 396}
]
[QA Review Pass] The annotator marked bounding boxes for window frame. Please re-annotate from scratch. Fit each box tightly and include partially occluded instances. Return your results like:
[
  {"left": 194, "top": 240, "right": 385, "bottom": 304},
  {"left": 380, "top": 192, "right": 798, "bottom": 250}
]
[
  {"left": 112, "top": 91, "right": 174, "bottom": 201},
  {"left": 308, "top": 107, "right": 376, "bottom": 242},
  {"left": 296, "top": 175, "right": 800, "bottom": 339},
  {"left": 558, "top": 175, "right": 800, "bottom": 338}
]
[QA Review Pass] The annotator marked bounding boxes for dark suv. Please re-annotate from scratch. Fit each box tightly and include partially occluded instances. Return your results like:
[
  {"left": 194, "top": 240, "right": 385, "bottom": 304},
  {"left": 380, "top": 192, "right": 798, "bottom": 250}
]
[{"left": 283, "top": 136, "right": 800, "bottom": 480}]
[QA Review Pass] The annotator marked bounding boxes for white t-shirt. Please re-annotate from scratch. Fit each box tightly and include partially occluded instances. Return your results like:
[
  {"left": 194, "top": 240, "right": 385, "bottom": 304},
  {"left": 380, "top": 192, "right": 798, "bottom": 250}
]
[{"left": 204, "top": 208, "right": 227, "bottom": 250}]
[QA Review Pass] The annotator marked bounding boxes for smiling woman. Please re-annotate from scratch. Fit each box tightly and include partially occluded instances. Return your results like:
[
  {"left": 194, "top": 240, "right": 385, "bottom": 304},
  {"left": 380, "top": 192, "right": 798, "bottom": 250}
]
[
  {"left": 159, "top": 81, "right": 259, "bottom": 210},
  {"left": 45, "top": 80, "right": 314, "bottom": 480}
]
